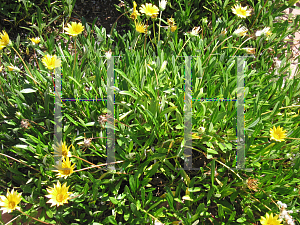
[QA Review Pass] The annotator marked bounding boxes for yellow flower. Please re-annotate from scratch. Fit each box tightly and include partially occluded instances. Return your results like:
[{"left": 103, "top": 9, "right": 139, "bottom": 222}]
[
  {"left": 260, "top": 212, "right": 282, "bottom": 225},
  {"left": 53, "top": 141, "right": 72, "bottom": 158},
  {"left": 64, "top": 22, "right": 84, "bottom": 37},
  {"left": 0, "top": 65, "right": 3, "bottom": 72},
  {"left": 231, "top": 4, "right": 251, "bottom": 18},
  {"left": 243, "top": 47, "right": 255, "bottom": 54},
  {"left": 53, "top": 156, "right": 76, "bottom": 179},
  {"left": 7, "top": 64, "right": 20, "bottom": 72},
  {"left": 170, "top": 25, "right": 177, "bottom": 32},
  {"left": 0, "top": 189, "right": 22, "bottom": 213},
  {"left": 29, "top": 37, "right": 41, "bottom": 45},
  {"left": 42, "top": 54, "right": 61, "bottom": 70},
  {"left": 45, "top": 181, "right": 72, "bottom": 207},
  {"left": 140, "top": 3, "right": 159, "bottom": 19},
  {"left": 270, "top": 125, "right": 287, "bottom": 142},
  {"left": 130, "top": 1, "right": 140, "bottom": 20},
  {"left": 135, "top": 21, "right": 147, "bottom": 33},
  {"left": 0, "top": 30, "right": 10, "bottom": 50},
  {"left": 167, "top": 17, "right": 175, "bottom": 26}
]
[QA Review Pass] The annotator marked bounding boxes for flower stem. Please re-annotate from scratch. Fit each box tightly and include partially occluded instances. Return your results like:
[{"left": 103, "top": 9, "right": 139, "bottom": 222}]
[
  {"left": 11, "top": 46, "right": 36, "bottom": 85},
  {"left": 72, "top": 37, "right": 77, "bottom": 77},
  {"left": 144, "top": 19, "right": 149, "bottom": 57},
  {"left": 175, "top": 36, "right": 190, "bottom": 62},
  {"left": 11, "top": 46, "right": 45, "bottom": 99},
  {"left": 73, "top": 160, "right": 124, "bottom": 172},
  {"left": 153, "top": 19, "right": 156, "bottom": 45},
  {"left": 158, "top": 11, "right": 162, "bottom": 43},
  {"left": 133, "top": 34, "right": 140, "bottom": 51}
]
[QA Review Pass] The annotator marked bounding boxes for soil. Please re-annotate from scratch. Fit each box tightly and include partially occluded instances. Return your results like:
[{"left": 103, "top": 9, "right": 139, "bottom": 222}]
[{"left": 0, "top": 0, "right": 130, "bottom": 41}]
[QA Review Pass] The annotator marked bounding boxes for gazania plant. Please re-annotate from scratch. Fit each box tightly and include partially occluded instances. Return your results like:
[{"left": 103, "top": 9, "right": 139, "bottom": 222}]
[{"left": 0, "top": 0, "right": 299, "bottom": 224}]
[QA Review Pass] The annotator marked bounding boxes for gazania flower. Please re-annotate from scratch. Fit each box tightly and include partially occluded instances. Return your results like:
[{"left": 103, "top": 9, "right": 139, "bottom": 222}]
[
  {"left": 53, "top": 141, "right": 72, "bottom": 158},
  {"left": 256, "top": 27, "right": 272, "bottom": 37},
  {"left": 42, "top": 54, "right": 61, "bottom": 70},
  {"left": 190, "top": 26, "right": 200, "bottom": 36},
  {"left": 140, "top": 3, "right": 159, "bottom": 19},
  {"left": 170, "top": 25, "right": 177, "bottom": 32},
  {"left": 231, "top": 4, "right": 251, "bottom": 18},
  {"left": 105, "top": 49, "right": 112, "bottom": 59},
  {"left": 45, "top": 181, "right": 72, "bottom": 207},
  {"left": 29, "top": 37, "right": 41, "bottom": 45},
  {"left": 64, "top": 22, "right": 84, "bottom": 37},
  {"left": 7, "top": 64, "right": 20, "bottom": 72},
  {"left": 270, "top": 125, "right": 287, "bottom": 142},
  {"left": 159, "top": 0, "right": 167, "bottom": 11},
  {"left": 130, "top": 1, "right": 140, "bottom": 20},
  {"left": 0, "top": 30, "right": 10, "bottom": 50},
  {"left": 167, "top": 17, "right": 175, "bottom": 26},
  {"left": 243, "top": 47, "right": 255, "bottom": 54},
  {"left": 260, "top": 212, "right": 282, "bottom": 225},
  {"left": 0, "top": 189, "right": 22, "bottom": 213},
  {"left": 53, "top": 156, "right": 76, "bottom": 179},
  {"left": 233, "top": 26, "right": 248, "bottom": 37},
  {"left": 135, "top": 21, "right": 147, "bottom": 33}
]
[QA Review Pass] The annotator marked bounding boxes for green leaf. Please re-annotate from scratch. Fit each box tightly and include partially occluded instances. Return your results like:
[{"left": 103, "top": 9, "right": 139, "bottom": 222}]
[
  {"left": 188, "top": 187, "right": 201, "bottom": 192},
  {"left": 109, "top": 197, "right": 119, "bottom": 205},
  {"left": 106, "top": 216, "right": 117, "bottom": 225},
  {"left": 65, "top": 114, "right": 79, "bottom": 126},
  {"left": 119, "top": 90, "right": 138, "bottom": 99}
]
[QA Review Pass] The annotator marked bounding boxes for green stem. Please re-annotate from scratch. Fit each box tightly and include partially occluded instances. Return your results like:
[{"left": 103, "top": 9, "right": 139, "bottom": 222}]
[
  {"left": 11, "top": 46, "right": 44, "bottom": 99},
  {"left": 72, "top": 37, "right": 77, "bottom": 77},
  {"left": 175, "top": 36, "right": 190, "bottom": 62},
  {"left": 133, "top": 34, "right": 140, "bottom": 51},
  {"left": 158, "top": 11, "right": 162, "bottom": 43},
  {"left": 144, "top": 19, "right": 149, "bottom": 57},
  {"left": 153, "top": 18, "right": 156, "bottom": 45}
]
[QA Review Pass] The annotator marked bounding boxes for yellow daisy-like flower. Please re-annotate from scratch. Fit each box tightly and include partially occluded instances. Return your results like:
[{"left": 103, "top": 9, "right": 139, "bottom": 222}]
[
  {"left": 260, "top": 212, "right": 282, "bottom": 225},
  {"left": 64, "top": 22, "right": 84, "bottom": 37},
  {"left": 0, "top": 65, "right": 3, "bottom": 72},
  {"left": 53, "top": 141, "right": 72, "bottom": 158},
  {"left": 140, "top": 3, "right": 159, "bottom": 19},
  {"left": 7, "top": 64, "right": 20, "bottom": 72},
  {"left": 42, "top": 54, "right": 61, "bottom": 70},
  {"left": 167, "top": 17, "right": 175, "bottom": 26},
  {"left": 53, "top": 156, "right": 76, "bottom": 179},
  {"left": 130, "top": 1, "right": 140, "bottom": 20},
  {"left": 135, "top": 21, "right": 147, "bottom": 33},
  {"left": 231, "top": 4, "right": 251, "bottom": 18},
  {"left": 270, "top": 125, "right": 287, "bottom": 142},
  {"left": 170, "top": 25, "right": 177, "bottom": 32},
  {"left": 29, "top": 37, "right": 41, "bottom": 45},
  {"left": 45, "top": 181, "right": 72, "bottom": 207},
  {"left": 0, "top": 30, "right": 10, "bottom": 50},
  {"left": 243, "top": 47, "right": 255, "bottom": 54},
  {"left": 0, "top": 189, "right": 22, "bottom": 214}
]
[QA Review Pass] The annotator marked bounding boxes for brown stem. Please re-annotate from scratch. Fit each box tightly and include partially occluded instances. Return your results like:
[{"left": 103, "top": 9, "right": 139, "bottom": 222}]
[
  {"left": 73, "top": 160, "right": 124, "bottom": 172},
  {"left": 17, "top": 208, "right": 54, "bottom": 225},
  {"left": 250, "top": 0, "right": 269, "bottom": 30}
]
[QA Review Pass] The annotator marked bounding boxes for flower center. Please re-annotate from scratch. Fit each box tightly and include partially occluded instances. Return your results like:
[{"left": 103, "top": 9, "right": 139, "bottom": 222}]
[
  {"left": 8, "top": 201, "right": 16, "bottom": 209},
  {"left": 237, "top": 8, "right": 246, "bottom": 16},
  {"left": 56, "top": 194, "right": 64, "bottom": 202},
  {"left": 62, "top": 169, "right": 71, "bottom": 175}
]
